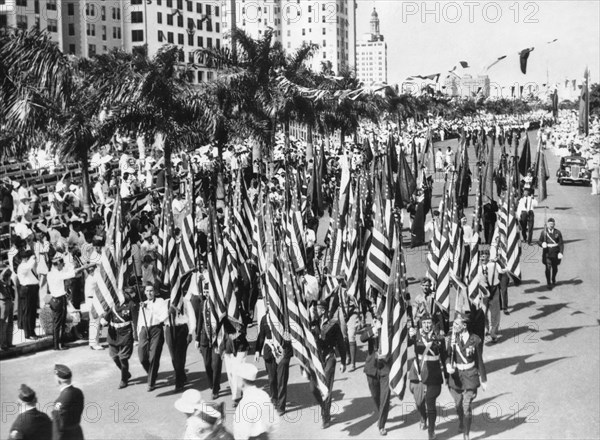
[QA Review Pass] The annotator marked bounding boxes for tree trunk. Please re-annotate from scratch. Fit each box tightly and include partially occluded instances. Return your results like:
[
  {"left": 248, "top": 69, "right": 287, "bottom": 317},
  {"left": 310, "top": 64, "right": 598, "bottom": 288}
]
[
  {"left": 306, "top": 124, "right": 314, "bottom": 162},
  {"left": 80, "top": 149, "right": 92, "bottom": 218}
]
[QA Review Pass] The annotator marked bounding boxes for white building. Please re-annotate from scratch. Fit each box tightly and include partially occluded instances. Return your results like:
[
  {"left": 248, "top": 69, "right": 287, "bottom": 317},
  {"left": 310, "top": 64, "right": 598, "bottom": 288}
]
[{"left": 355, "top": 7, "right": 387, "bottom": 85}]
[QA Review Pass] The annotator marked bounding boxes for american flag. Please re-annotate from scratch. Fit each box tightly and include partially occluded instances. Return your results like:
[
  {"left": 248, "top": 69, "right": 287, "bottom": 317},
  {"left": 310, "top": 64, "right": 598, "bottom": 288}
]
[
  {"left": 231, "top": 171, "right": 255, "bottom": 284},
  {"left": 206, "top": 206, "right": 227, "bottom": 343},
  {"left": 121, "top": 191, "right": 151, "bottom": 221},
  {"left": 343, "top": 182, "right": 360, "bottom": 299},
  {"left": 95, "top": 194, "right": 125, "bottom": 313},
  {"left": 469, "top": 170, "right": 484, "bottom": 306},
  {"left": 284, "top": 171, "right": 306, "bottom": 274},
  {"left": 388, "top": 225, "right": 409, "bottom": 398},
  {"left": 435, "top": 182, "right": 452, "bottom": 312},
  {"left": 159, "top": 184, "right": 182, "bottom": 307},
  {"left": 179, "top": 172, "right": 196, "bottom": 276},
  {"left": 498, "top": 170, "right": 522, "bottom": 280}
]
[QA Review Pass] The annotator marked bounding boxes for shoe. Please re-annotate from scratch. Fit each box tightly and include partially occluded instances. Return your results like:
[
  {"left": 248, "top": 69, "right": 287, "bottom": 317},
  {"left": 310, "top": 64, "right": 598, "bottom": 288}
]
[
  {"left": 379, "top": 428, "right": 387, "bottom": 436},
  {"left": 147, "top": 386, "right": 156, "bottom": 392},
  {"left": 458, "top": 424, "right": 464, "bottom": 433},
  {"left": 212, "top": 393, "right": 219, "bottom": 400},
  {"left": 175, "top": 385, "right": 184, "bottom": 392},
  {"left": 490, "top": 336, "right": 498, "bottom": 343},
  {"left": 126, "top": 372, "right": 132, "bottom": 381},
  {"left": 118, "top": 381, "right": 128, "bottom": 389},
  {"left": 503, "top": 309, "right": 510, "bottom": 315},
  {"left": 322, "top": 421, "right": 331, "bottom": 429},
  {"left": 428, "top": 432, "right": 437, "bottom": 440},
  {"left": 277, "top": 409, "right": 285, "bottom": 417},
  {"left": 420, "top": 421, "right": 428, "bottom": 430},
  {"left": 90, "top": 345, "right": 104, "bottom": 350}
]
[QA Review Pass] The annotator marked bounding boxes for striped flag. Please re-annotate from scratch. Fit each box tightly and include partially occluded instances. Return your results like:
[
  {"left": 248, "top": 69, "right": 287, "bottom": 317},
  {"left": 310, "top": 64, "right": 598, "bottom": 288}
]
[
  {"left": 498, "top": 174, "right": 522, "bottom": 280},
  {"left": 264, "top": 204, "right": 287, "bottom": 347},
  {"left": 343, "top": 183, "right": 360, "bottom": 299},
  {"left": 207, "top": 206, "right": 227, "bottom": 342},
  {"left": 160, "top": 184, "right": 182, "bottom": 307},
  {"left": 96, "top": 194, "right": 125, "bottom": 313},
  {"left": 388, "top": 228, "right": 409, "bottom": 399},
  {"left": 121, "top": 191, "right": 151, "bottom": 220},
  {"left": 435, "top": 185, "right": 452, "bottom": 311},
  {"left": 179, "top": 173, "right": 196, "bottom": 276},
  {"left": 284, "top": 172, "right": 306, "bottom": 274},
  {"left": 231, "top": 171, "right": 255, "bottom": 284}
]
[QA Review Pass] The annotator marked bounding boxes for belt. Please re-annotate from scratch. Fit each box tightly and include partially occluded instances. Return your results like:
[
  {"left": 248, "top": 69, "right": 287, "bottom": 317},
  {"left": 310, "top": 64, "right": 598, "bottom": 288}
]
[
  {"left": 547, "top": 244, "right": 559, "bottom": 248},
  {"left": 422, "top": 354, "right": 439, "bottom": 361},
  {"left": 457, "top": 362, "right": 475, "bottom": 370},
  {"left": 110, "top": 321, "right": 131, "bottom": 329}
]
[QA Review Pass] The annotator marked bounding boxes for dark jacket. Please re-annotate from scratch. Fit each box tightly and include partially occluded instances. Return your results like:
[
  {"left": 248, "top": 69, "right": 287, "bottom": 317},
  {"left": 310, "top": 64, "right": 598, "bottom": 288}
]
[
  {"left": 9, "top": 408, "right": 52, "bottom": 440},
  {"left": 103, "top": 300, "right": 135, "bottom": 346},
  {"left": 196, "top": 297, "right": 214, "bottom": 348},
  {"left": 446, "top": 333, "right": 487, "bottom": 391},
  {"left": 408, "top": 330, "right": 447, "bottom": 385},
  {"left": 255, "top": 315, "right": 292, "bottom": 362},
  {"left": 52, "top": 385, "right": 84, "bottom": 440},
  {"left": 311, "top": 317, "right": 346, "bottom": 365},
  {"left": 538, "top": 228, "right": 564, "bottom": 260},
  {"left": 360, "top": 328, "right": 391, "bottom": 377}
]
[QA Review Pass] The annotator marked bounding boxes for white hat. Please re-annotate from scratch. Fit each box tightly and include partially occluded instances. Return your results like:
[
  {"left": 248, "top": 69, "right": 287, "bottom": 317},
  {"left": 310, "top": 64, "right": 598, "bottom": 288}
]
[
  {"left": 236, "top": 363, "right": 258, "bottom": 382},
  {"left": 174, "top": 389, "right": 203, "bottom": 414}
]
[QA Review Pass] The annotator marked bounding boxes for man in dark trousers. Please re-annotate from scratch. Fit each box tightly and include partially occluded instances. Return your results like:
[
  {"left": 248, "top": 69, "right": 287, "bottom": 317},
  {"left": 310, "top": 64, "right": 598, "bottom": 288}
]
[
  {"left": 137, "top": 283, "right": 168, "bottom": 392},
  {"left": 482, "top": 201, "right": 498, "bottom": 244},
  {"left": 0, "top": 267, "right": 16, "bottom": 350},
  {"left": 446, "top": 313, "right": 487, "bottom": 440},
  {"left": 408, "top": 312, "right": 448, "bottom": 440},
  {"left": 517, "top": 190, "right": 538, "bottom": 244},
  {"left": 52, "top": 364, "right": 85, "bottom": 440},
  {"left": 195, "top": 292, "right": 223, "bottom": 399},
  {"left": 254, "top": 314, "right": 293, "bottom": 416},
  {"left": 310, "top": 299, "right": 346, "bottom": 429},
  {"left": 538, "top": 218, "right": 564, "bottom": 288},
  {"left": 101, "top": 287, "right": 136, "bottom": 389},
  {"left": 360, "top": 317, "right": 391, "bottom": 436},
  {"left": 165, "top": 292, "right": 196, "bottom": 392},
  {"left": 9, "top": 384, "right": 52, "bottom": 440}
]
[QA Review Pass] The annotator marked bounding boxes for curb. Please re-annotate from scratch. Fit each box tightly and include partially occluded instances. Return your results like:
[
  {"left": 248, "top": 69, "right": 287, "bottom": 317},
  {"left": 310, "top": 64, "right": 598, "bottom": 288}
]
[{"left": 0, "top": 338, "right": 88, "bottom": 361}]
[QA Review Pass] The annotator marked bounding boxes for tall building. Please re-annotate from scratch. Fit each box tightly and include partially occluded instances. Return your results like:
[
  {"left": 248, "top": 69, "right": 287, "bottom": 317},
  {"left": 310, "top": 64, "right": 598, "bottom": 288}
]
[
  {"left": 223, "top": 0, "right": 357, "bottom": 74},
  {"left": 355, "top": 8, "right": 387, "bottom": 85},
  {"left": 0, "top": 0, "right": 225, "bottom": 84},
  {"left": 443, "top": 73, "right": 491, "bottom": 98}
]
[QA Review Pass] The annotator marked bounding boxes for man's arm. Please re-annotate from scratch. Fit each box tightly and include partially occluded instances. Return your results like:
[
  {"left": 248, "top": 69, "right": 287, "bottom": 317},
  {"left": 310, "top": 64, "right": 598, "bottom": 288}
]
[{"left": 557, "top": 230, "right": 564, "bottom": 254}]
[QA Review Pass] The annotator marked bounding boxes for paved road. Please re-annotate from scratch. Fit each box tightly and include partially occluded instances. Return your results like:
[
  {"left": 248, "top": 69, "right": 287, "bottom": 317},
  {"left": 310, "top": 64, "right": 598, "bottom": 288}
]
[{"left": 1, "top": 135, "right": 598, "bottom": 440}]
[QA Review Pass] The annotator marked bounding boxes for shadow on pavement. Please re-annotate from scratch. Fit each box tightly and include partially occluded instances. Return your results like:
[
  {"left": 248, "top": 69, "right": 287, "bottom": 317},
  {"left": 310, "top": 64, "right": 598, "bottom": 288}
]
[
  {"left": 540, "top": 326, "right": 589, "bottom": 342},
  {"left": 509, "top": 301, "right": 537, "bottom": 314},
  {"left": 528, "top": 303, "right": 570, "bottom": 320},
  {"left": 517, "top": 279, "right": 540, "bottom": 287},
  {"left": 338, "top": 396, "right": 377, "bottom": 436},
  {"left": 553, "top": 278, "right": 583, "bottom": 287}
]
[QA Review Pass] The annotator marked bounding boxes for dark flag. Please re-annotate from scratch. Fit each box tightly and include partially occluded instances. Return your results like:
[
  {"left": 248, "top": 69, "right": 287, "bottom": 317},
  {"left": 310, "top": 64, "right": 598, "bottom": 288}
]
[
  {"left": 398, "top": 148, "right": 416, "bottom": 207},
  {"left": 519, "top": 48, "right": 534, "bottom": 74},
  {"left": 459, "top": 61, "right": 470, "bottom": 68},
  {"left": 388, "top": 134, "right": 398, "bottom": 174},
  {"left": 518, "top": 136, "right": 532, "bottom": 176},
  {"left": 483, "top": 137, "right": 495, "bottom": 203},
  {"left": 486, "top": 55, "right": 507, "bottom": 71},
  {"left": 410, "top": 199, "right": 426, "bottom": 248},
  {"left": 579, "top": 68, "right": 589, "bottom": 136},
  {"left": 363, "top": 137, "right": 374, "bottom": 163},
  {"left": 537, "top": 151, "right": 549, "bottom": 201},
  {"left": 551, "top": 89, "right": 559, "bottom": 119}
]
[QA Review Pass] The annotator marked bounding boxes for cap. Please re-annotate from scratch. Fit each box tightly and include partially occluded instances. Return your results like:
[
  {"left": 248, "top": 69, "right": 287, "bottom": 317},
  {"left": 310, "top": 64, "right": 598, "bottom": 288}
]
[
  {"left": 18, "top": 384, "right": 36, "bottom": 403},
  {"left": 419, "top": 310, "right": 433, "bottom": 321},
  {"left": 547, "top": 218, "right": 555, "bottom": 223},
  {"left": 54, "top": 364, "right": 72, "bottom": 379},
  {"left": 236, "top": 363, "right": 258, "bottom": 382},
  {"left": 174, "top": 389, "right": 203, "bottom": 414},
  {"left": 420, "top": 277, "right": 432, "bottom": 286}
]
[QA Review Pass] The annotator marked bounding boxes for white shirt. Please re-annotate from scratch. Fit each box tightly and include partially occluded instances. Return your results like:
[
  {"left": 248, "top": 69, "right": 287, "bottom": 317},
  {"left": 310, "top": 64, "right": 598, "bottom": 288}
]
[
  {"left": 137, "top": 297, "right": 169, "bottom": 332},
  {"left": 233, "top": 385, "right": 278, "bottom": 440},
  {"left": 166, "top": 295, "right": 197, "bottom": 336},
  {"left": 47, "top": 267, "right": 77, "bottom": 297},
  {"left": 516, "top": 196, "right": 538, "bottom": 217},
  {"left": 17, "top": 257, "right": 38, "bottom": 286}
]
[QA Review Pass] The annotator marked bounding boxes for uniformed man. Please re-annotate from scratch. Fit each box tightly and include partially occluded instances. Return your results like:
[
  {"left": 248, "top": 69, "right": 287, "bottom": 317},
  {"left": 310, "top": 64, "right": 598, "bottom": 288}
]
[
  {"left": 360, "top": 317, "right": 391, "bottom": 436},
  {"left": 414, "top": 278, "right": 447, "bottom": 336},
  {"left": 408, "top": 312, "right": 448, "bottom": 440},
  {"left": 195, "top": 291, "right": 223, "bottom": 399},
  {"left": 310, "top": 299, "right": 346, "bottom": 429},
  {"left": 255, "top": 314, "right": 293, "bottom": 416},
  {"left": 537, "top": 218, "right": 564, "bottom": 288},
  {"left": 446, "top": 313, "right": 487, "bottom": 440},
  {"left": 137, "top": 283, "right": 168, "bottom": 392},
  {"left": 52, "top": 364, "right": 85, "bottom": 440},
  {"left": 9, "top": 384, "right": 52, "bottom": 440},
  {"left": 165, "top": 292, "right": 197, "bottom": 392},
  {"left": 100, "top": 286, "right": 136, "bottom": 389}
]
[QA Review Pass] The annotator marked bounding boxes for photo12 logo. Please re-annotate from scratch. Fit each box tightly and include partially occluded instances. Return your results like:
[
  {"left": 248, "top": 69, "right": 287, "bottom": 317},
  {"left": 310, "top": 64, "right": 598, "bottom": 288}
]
[{"left": 401, "top": 1, "right": 540, "bottom": 24}]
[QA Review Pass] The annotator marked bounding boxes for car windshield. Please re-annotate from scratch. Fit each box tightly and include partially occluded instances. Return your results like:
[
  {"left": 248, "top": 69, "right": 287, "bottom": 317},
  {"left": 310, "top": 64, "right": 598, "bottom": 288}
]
[{"left": 564, "top": 158, "right": 586, "bottom": 166}]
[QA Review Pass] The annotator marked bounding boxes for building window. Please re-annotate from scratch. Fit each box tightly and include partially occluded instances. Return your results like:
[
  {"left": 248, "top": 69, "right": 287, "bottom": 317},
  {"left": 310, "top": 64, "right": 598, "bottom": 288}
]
[
  {"left": 132, "top": 30, "right": 144, "bottom": 42},
  {"left": 86, "top": 24, "right": 95, "bottom": 36},
  {"left": 187, "top": 17, "right": 194, "bottom": 29},
  {"left": 215, "top": 22, "right": 219, "bottom": 32},
  {"left": 131, "top": 11, "right": 143, "bottom": 23},
  {"left": 101, "top": 6, "right": 106, "bottom": 20},
  {"left": 187, "top": 1, "right": 192, "bottom": 11},
  {"left": 167, "top": 32, "right": 174, "bottom": 43},
  {"left": 197, "top": 18, "right": 203, "bottom": 30},
  {"left": 207, "top": 71, "right": 213, "bottom": 81},
  {"left": 216, "top": 39, "right": 220, "bottom": 49},
  {"left": 178, "top": 51, "right": 184, "bottom": 62},
  {"left": 187, "top": 33, "right": 193, "bottom": 45},
  {"left": 167, "top": 14, "right": 173, "bottom": 25},
  {"left": 178, "top": 33, "right": 184, "bottom": 44},
  {"left": 157, "top": 12, "right": 162, "bottom": 24},
  {"left": 302, "top": 28, "right": 305, "bottom": 36},
  {"left": 196, "top": 3, "right": 202, "bottom": 14},
  {"left": 86, "top": 4, "right": 95, "bottom": 16},
  {"left": 205, "top": 4, "right": 211, "bottom": 15},
  {"left": 112, "top": 7, "right": 121, "bottom": 20},
  {"left": 67, "top": 3, "right": 74, "bottom": 15},
  {"left": 16, "top": 14, "right": 27, "bottom": 29},
  {"left": 215, "top": 6, "right": 219, "bottom": 16},
  {"left": 158, "top": 30, "right": 164, "bottom": 42},
  {"left": 131, "top": 0, "right": 142, "bottom": 4},
  {"left": 16, "top": 0, "right": 27, "bottom": 6},
  {"left": 157, "top": 0, "right": 162, "bottom": 5},
  {"left": 69, "top": 44, "right": 76, "bottom": 54},
  {"left": 113, "top": 26, "right": 121, "bottom": 39},
  {"left": 322, "top": 28, "right": 326, "bottom": 35},
  {"left": 177, "top": 0, "right": 182, "bottom": 9},
  {"left": 88, "top": 44, "right": 96, "bottom": 57},
  {"left": 308, "top": 17, "right": 312, "bottom": 23},
  {"left": 188, "top": 52, "right": 194, "bottom": 63},
  {"left": 197, "top": 36, "right": 203, "bottom": 47},
  {"left": 322, "top": 39, "right": 326, "bottom": 47},
  {"left": 68, "top": 23, "right": 75, "bottom": 35},
  {"left": 47, "top": 0, "right": 57, "bottom": 11},
  {"left": 323, "top": 51, "right": 326, "bottom": 59},
  {"left": 308, "top": 5, "right": 312, "bottom": 12},
  {"left": 207, "top": 37, "right": 212, "bottom": 48},
  {"left": 198, "top": 70, "right": 204, "bottom": 82},
  {"left": 47, "top": 19, "right": 57, "bottom": 32},
  {"left": 177, "top": 15, "right": 183, "bottom": 27},
  {"left": 167, "top": 0, "right": 172, "bottom": 7}
]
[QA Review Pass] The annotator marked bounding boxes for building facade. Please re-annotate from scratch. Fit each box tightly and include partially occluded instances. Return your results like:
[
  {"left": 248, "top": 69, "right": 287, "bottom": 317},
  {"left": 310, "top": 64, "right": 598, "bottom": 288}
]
[
  {"left": 1, "top": 0, "right": 225, "bottom": 84},
  {"left": 355, "top": 7, "right": 387, "bottom": 85},
  {"left": 223, "top": 0, "right": 357, "bottom": 74}
]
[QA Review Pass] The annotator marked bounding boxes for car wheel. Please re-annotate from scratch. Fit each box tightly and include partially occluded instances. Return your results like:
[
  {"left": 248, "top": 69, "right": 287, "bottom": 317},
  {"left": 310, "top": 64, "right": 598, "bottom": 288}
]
[{"left": 558, "top": 179, "right": 563, "bottom": 185}]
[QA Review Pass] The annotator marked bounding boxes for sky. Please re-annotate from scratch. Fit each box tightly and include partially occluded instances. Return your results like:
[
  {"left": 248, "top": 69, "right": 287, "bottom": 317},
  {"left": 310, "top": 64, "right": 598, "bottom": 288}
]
[{"left": 355, "top": 0, "right": 600, "bottom": 91}]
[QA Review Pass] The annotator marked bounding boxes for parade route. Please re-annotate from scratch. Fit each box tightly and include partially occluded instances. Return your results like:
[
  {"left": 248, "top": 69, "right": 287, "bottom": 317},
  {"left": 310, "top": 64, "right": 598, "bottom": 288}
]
[{"left": 2, "top": 138, "right": 598, "bottom": 440}]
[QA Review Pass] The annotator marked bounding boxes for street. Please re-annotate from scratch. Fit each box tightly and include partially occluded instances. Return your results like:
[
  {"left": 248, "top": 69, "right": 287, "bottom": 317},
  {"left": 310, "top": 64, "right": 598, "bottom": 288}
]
[{"left": 1, "top": 137, "right": 599, "bottom": 440}]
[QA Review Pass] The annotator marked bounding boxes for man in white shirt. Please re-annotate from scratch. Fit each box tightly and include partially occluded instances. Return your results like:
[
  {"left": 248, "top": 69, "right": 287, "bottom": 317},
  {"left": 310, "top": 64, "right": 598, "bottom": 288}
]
[
  {"left": 516, "top": 190, "right": 538, "bottom": 244},
  {"left": 478, "top": 252, "right": 507, "bottom": 343},
  {"left": 84, "top": 265, "right": 104, "bottom": 351},
  {"left": 17, "top": 250, "right": 39, "bottom": 340},
  {"left": 165, "top": 292, "right": 197, "bottom": 392},
  {"left": 233, "top": 363, "right": 279, "bottom": 440},
  {"left": 460, "top": 216, "right": 475, "bottom": 277},
  {"left": 137, "top": 283, "right": 169, "bottom": 391}
]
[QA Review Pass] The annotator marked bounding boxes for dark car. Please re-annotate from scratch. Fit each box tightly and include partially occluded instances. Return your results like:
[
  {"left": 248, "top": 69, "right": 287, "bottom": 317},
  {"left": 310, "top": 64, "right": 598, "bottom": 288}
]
[{"left": 556, "top": 156, "right": 591, "bottom": 185}]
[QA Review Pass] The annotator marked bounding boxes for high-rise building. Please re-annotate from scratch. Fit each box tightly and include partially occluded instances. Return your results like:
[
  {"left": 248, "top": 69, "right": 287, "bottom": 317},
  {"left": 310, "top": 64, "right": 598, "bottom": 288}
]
[
  {"left": 355, "top": 8, "right": 387, "bottom": 85},
  {"left": 1, "top": 0, "right": 225, "bottom": 84},
  {"left": 223, "top": 0, "right": 357, "bottom": 74}
]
